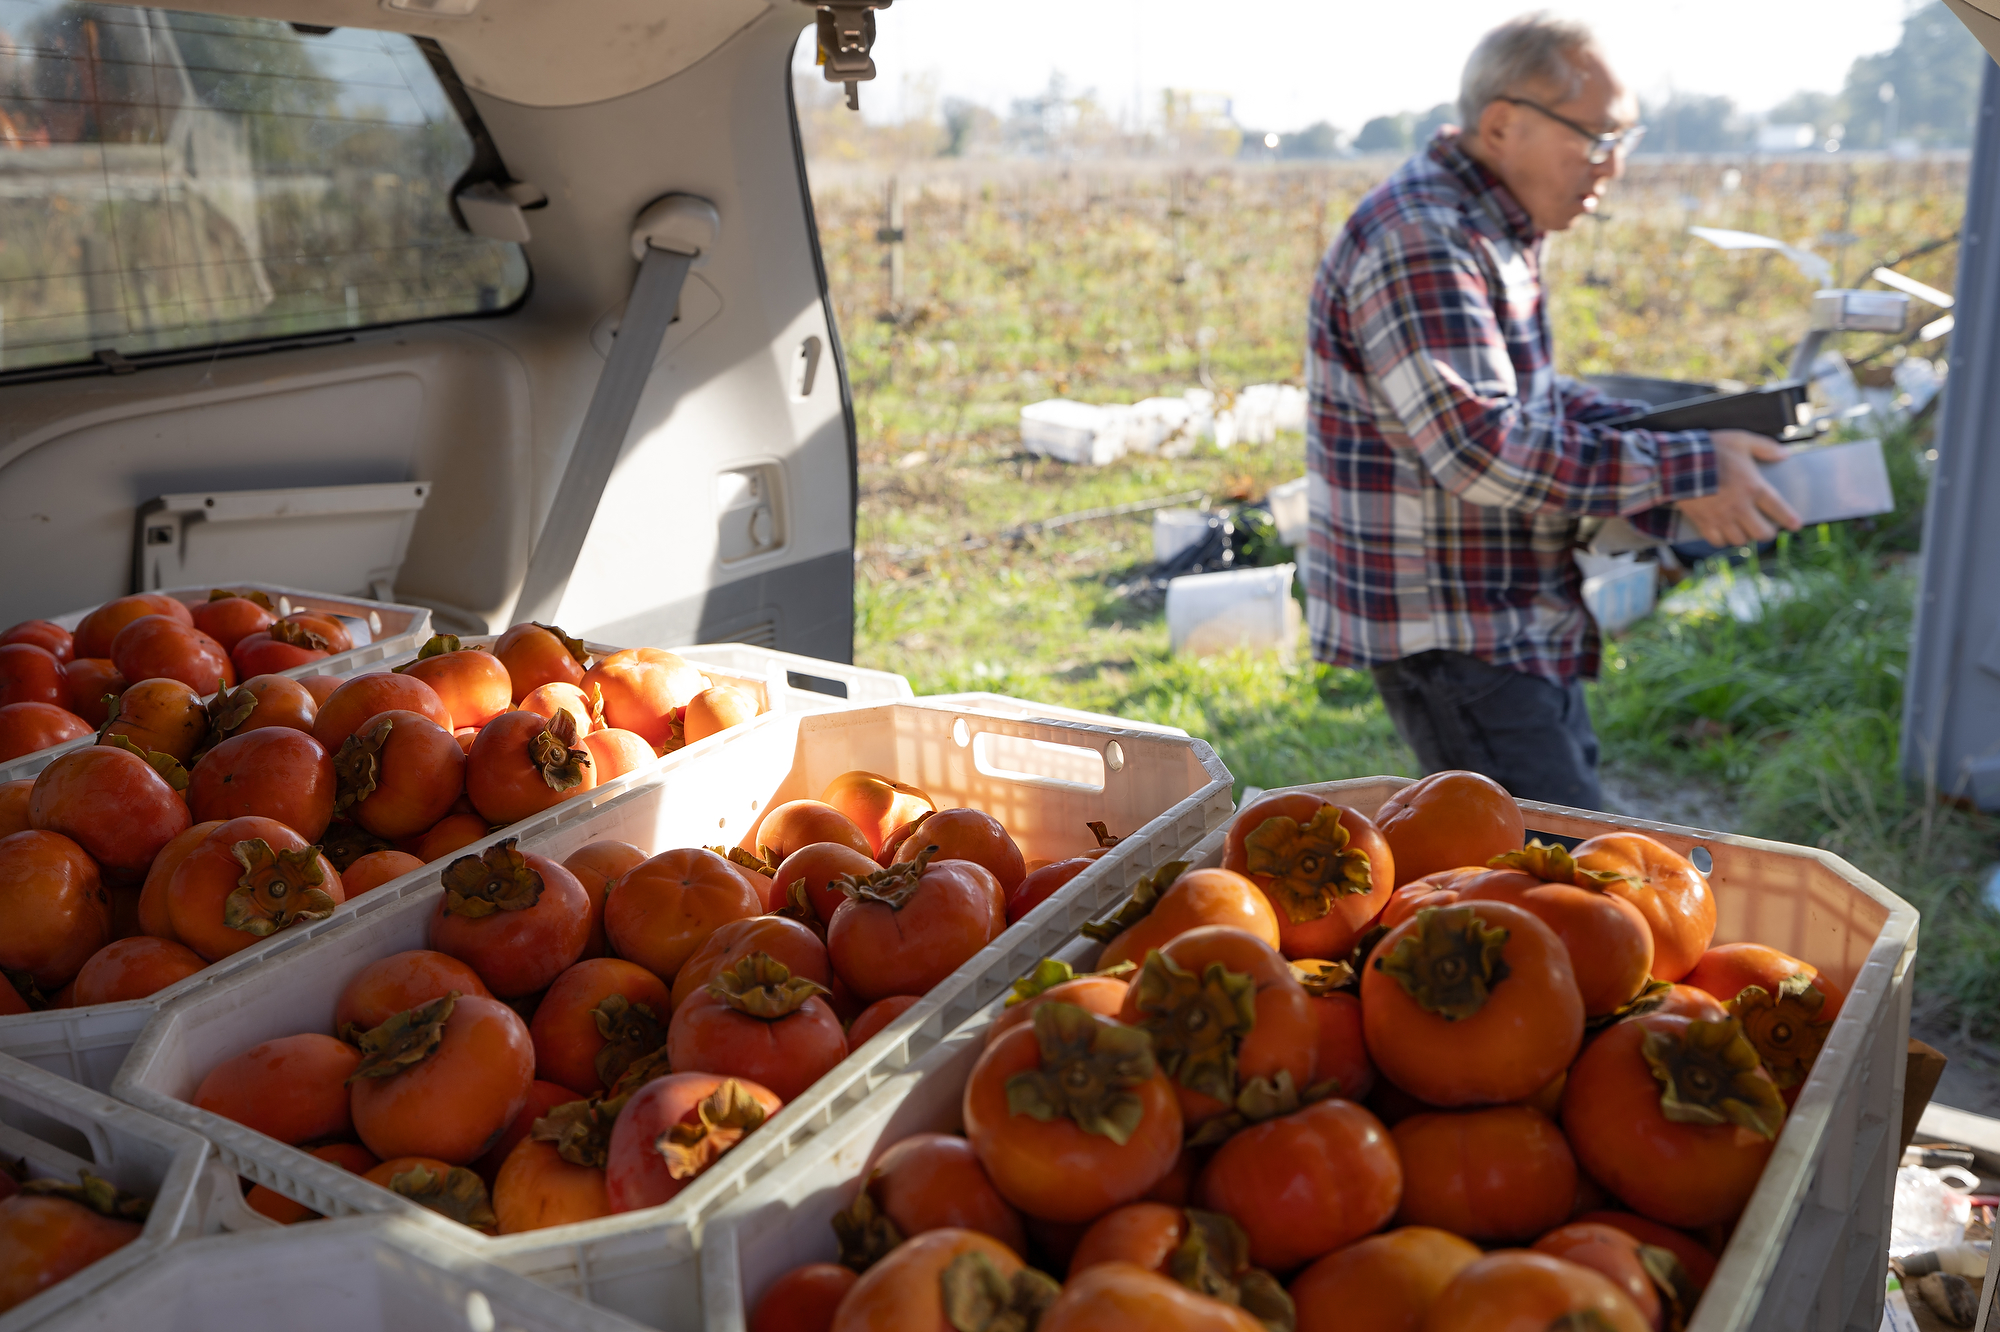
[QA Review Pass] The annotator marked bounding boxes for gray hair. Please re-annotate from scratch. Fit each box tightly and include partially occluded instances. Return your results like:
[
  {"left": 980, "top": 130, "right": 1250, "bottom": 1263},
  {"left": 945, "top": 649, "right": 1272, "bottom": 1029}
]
[{"left": 1459, "top": 13, "right": 1598, "bottom": 128}]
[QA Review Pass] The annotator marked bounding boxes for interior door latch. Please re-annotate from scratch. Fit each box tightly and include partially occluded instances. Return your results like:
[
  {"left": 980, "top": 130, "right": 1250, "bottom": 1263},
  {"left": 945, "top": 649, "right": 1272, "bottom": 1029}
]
[{"left": 804, "top": 0, "right": 893, "bottom": 111}]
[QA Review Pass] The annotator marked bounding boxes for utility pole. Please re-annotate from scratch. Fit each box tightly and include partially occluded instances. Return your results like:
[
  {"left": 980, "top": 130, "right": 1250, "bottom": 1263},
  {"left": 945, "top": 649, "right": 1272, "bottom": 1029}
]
[{"left": 877, "top": 174, "right": 906, "bottom": 320}]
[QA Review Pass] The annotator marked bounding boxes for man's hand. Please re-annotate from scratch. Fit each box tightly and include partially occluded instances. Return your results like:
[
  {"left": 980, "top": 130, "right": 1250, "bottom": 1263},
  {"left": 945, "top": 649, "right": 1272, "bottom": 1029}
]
[{"left": 1677, "top": 430, "right": 1804, "bottom": 548}]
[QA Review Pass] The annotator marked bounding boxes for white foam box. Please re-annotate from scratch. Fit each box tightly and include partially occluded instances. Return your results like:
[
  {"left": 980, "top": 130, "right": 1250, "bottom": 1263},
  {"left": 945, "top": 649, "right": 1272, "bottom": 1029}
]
[
  {"left": 701, "top": 775, "right": 1917, "bottom": 1332},
  {"left": 1019, "top": 399, "right": 1130, "bottom": 466},
  {"left": 112, "top": 700, "right": 1233, "bottom": 1329}
]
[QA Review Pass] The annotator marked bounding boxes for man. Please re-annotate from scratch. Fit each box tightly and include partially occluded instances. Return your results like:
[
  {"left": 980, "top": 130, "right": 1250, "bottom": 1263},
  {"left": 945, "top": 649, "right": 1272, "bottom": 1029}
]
[{"left": 1305, "top": 12, "right": 1801, "bottom": 808}]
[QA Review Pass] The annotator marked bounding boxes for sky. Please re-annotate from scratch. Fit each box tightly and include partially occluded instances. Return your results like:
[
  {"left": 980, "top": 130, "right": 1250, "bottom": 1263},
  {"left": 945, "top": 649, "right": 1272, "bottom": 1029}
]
[{"left": 820, "top": 0, "right": 1924, "bottom": 132}]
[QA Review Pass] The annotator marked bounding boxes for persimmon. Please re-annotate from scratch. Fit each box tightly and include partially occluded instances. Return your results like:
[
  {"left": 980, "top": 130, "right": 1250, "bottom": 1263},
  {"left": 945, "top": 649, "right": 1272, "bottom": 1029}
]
[
  {"left": 135, "top": 820, "right": 223, "bottom": 942},
  {"left": 1423, "top": 1252, "right": 1650, "bottom": 1332},
  {"left": 413, "top": 812, "right": 489, "bottom": 862},
  {"left": 72, "top": 593, "right": 190, "bottom": 660},
  {"left": 832, "top": 1132, "right": 1027, "bottom": 1268},
  {"left": 59, "top": 659, "right": 124, "bottom": 727},
  {"left": 1568, "top": 1211, "right": 1718, "bottom": 1290},
  {"left": 189, "top": 591, "right": 276, "bottom": 652},
  {"left": 0, "top": 1179, "right": 144, "bottom": 1315},
  {"left": 187, "top": 726, "right": 337, "bottom": 841},
  {"left": 283, "top": 614, "right": 353, "bottom": 654},
  {"left": 0, "top": 779, "right": 30, "bottom": 838},
  {"left": 110, "top": 616, "right": 233, "bottom": 695},
  {"left": 531, "top": 958, "right": 673, "bottom": 1096},
  {"left": 429, "top": 840, "right": 591, "bottom": 997},
  {"left": 0, "top": 702, "right": 92, "bottom": 762},
  {"left": 752, "top": 799, "right": 874, "bottom": 862},
  {"left": 298, "top": 674, "right": 345, "bottom": 707},
  {"left": 494, "top": 622, "right": 590, "bottom": 701},
  {"left": 667, "top": 953, "right": 848, "bottom": 1102},
  {"left": 827, "top": 850, "right": 1004, "bottom": 1004},
  {"left": 0, "top": 642, "right": 67, "bottom": 709},
  {"left": 848, "top": 994, "right": 922, "bottom": 1048},
  {"left": 246, "top": 1142, "right": 377, "bottom": 1224},
  {"left": 1360, "top": 901, "right": 1584, "bottom": 1106},
  {"left": 986, "top": 960, "right": 1131, "bottom": 1048},
  {"left": 465, "top": 709, "right": 598, "bottom": 825},
  {"left": 520, "top": 681, "right": 596, "bottom": 737},
  {"left": 29, "top": 744, "right": 190, "bottom": 875},
  {"left": 1453, "top": 842, "right": 1656, "bottom": 1017},
  {"left": 1197, "top": 1097, "right": 1401, "bottom": 1271},
  {"left": 1683, "top": 942, "right": 1845, "bottom": 1094},
  {"left": 672, "top": 915, "right": 833, "bottom": 1010},
  {"left": 70, "top": 936, "right": 205, "bottom": 1005},
  {"left": 472, "top": 1079, "right": 582, "bottom": 1185},
  {"left": 583, "top": 650, "right": 707, "bottom": 748},
  {"left": 1532, "top": 1222, "right": 1696, "bottom": 1331},
  {"left": 1222, "top": 795, "right": 1393, "bottom": 960},
  {"left": 581, "top": 728, "right": 655, "bottom": 783},
  {"left": 1066, "top": 1203, "right": 1290, "bottom": 1329},
  {"left": 1293, "top": 967, "right": 1373, "bottom": 1100},
  {"left": 493, "top": 1136, "right": 611, "bottom": 1233},
  {"left": 604, "top": 847, "right": 762, "bottom": 981},
  {"left": 716, "top": 847, "right": 780, "bottom": 911},
  {"left": 167, "top": 816, "right": 344, "bottom": 963},
  {"left": 220, "top": 675, "right": 318, "bottom": 739},
  {"left": 343, "top": 849, "right": 424, "bottom": 896},
  {"left": 398, "top": 636, "right": 512, "bottom": 731},
  {"left": 312, "top": 672, "right": 453, "bottom": 751},
  {"left": 350, "top": 992, "right": 535, "bottom": 1166},
  {"left": 1562, "top": 1013, "right": 1782, "bottom": 1228},
  {"left": 1288, "top": 1226, "right": 1482, "bottom": 1332},
  {"left": 1008, "top": 856, "right": 1094, "bottom": 924},
  {"left": 605, "top": 1073, "right": 782, "bottom": 1211},
  {"left": 685, "top": 684, "right": 760, "bottom": 744},
  {"left": 830, "top": 1228, "right": 1054, "bottom": 1332},
  {"left": 563, "top": 839, "right": 645, "bottom": 959},
  {"left": 0, "top": 830, "right": 110, "bottom": 988},
  {"left": 1118, "top": 926, "right": 1316, "bottom": 1128},
  {"left": 892, "top": 807, "right": 1026, "bottom": 894},
  {"left": 1377, "top": 867, "right": 1482, "bottom": 933},
  {"left": 362, "top": 1156, "right": 497, "bottom": 1232},
  {"left": 1039, "top": 1260, "right": 1263, "bottom": 1332},
  {"left": 194, "top": 1032, "right": 359, "bottom": 1144},
  {"left": 333, "top": 709, "right": 464, "bottom": 839},
  {"left": 333, "top": 949, "right": 493, "bottom": 1038},
  {"left": 821, "top": 770, "right": 935, "bottom": 857},
  {"left": 1372, "top": 771, "right": 1525, "bottom": 885},
  {"left": 963, "top": 1003, "right": 1183, "bottom": 1223},
  {"left": 1648, "top": 984, "right": 1730, "bottom": 1023},
  {"left": 1391, "top": 1105, "right": 1575, "bottom": 1241},
  {"left": 751, "top": 1263, "right": 859, "bottom": 1332},
  {"left": 230, "top": 627, "right": 329, "bottom": 676},
  {"left": 1572, "top": 833, "right": 1716, "bottom": 982},
  {"left": 0, "top": 619, "right": 72, "bottom": 662},
  {"left": 772, "top": 841, "right": 883, "bottom": 929},
  {"left": 1091, "top": 867, "right": 1282, "bottom": 972}
]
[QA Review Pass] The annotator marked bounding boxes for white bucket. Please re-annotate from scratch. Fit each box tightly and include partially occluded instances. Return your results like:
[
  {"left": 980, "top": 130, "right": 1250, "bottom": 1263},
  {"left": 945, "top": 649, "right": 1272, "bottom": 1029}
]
[
  {"left": 1166, "top": 563, "right": 1299, "bottom": 660},
  {"left": 1267, "top": 476, "right": 1309, "bottom": 547}
]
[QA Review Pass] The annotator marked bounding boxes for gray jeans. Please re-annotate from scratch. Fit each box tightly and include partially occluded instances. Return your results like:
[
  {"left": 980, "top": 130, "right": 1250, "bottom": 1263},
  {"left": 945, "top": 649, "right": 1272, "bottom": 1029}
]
[{"left": 1370, "top": 650, "right": 1603, "bottom": 810}]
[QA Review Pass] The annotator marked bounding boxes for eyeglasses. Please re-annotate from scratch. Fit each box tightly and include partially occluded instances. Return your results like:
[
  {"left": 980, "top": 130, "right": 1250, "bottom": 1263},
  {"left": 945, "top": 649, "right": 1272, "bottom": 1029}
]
[{"left": 1497, "top": 96, "right": 1646, "bottom": 165}]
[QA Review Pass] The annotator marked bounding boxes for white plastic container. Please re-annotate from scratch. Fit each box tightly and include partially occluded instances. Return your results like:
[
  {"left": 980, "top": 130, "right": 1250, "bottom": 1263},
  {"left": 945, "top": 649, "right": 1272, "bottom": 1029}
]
[
  {"left": 1151, "top": 508, "right": 1216, "bottom": 565},
  {"left": 31, "top": 1215, "right": 652, "bottom": 1332},
  {"left": 1166, "top": 563, "right": 1299, "bottom": 660},
  {"left": 114, "top": 700, "right": 1233, "bottom": 1329},
  {"left": 1580, "top": 553, "right": 1658, "bottom": 634},
  {"left": 0, "top": 1051, "right": 231, "bottom": 1332},
  {"left": 1266, "top": 476, "right": 1309, "bottom": 548},
  {"left": 1019, "top": 399, "right": 1131, "bottom": 466},
  {"left": 701, "top": 775, "right": 1917, "bottom": 1332},
  {"left": 671, "top": 644, "right": 912, "bottom": 709},
  {"left": 912, "top": 693, "right": 1187, "bottom": 737}
]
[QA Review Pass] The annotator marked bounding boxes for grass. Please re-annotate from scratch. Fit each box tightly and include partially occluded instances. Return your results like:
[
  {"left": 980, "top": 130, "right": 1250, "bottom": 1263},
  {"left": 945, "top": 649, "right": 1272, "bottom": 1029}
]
[{"left": 811, "top": 154, "right": 2000, "bottom": 1035}]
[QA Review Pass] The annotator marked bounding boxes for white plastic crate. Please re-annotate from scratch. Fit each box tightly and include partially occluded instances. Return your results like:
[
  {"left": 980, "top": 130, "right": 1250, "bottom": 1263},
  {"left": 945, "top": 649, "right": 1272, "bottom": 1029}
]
[
  {"left": 112, "top": 700, "right": 1232, "bottom": 1329},
  {"left": 1580, "top": 554, "right": 1659, "bottom": 635},
  {"left": 672, "top": 644, "right": 912, "bottom": 709},
  {"left": 31, "top": 1215, "right": 652, "bottom": 1332},
  {"left": 913, "top": 693, "right": 1187, "bottom": 737},
  {"left": 700, "top": 776, "right": 1917, "bottom": 1332},
  {"left": 0, "top": 583, "right": 431, "bottom": 785},
  {"left": 0, "top": 1051, "right": 224, "bottom": 1332}
]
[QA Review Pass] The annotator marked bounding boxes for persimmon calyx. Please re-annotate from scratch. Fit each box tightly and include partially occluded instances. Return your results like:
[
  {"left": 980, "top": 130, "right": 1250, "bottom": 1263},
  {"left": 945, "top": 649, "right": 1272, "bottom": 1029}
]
[
  {"left": 205, "top": 685, "right": 258, "bottom": 739},
  {"left": 1488, "top": 839, "right": 1629, "bottom": 891},
  {"left": 835, "top": 845, "right": 942, "bottom": 911},
  {"left": 222, "top": 839, "right": 337, "bottom": 936},
  {"left": 536, "top": 622, "right": 593, "bottom": 669},
  {"left": 1086, "top": 820, "right": 1121, "bottom": 850},
  {"left": 318, "top": 820, "right": 392, "bottom": 873},
  {"left": 1171, "top": 1209, "right": 1296, "bottom": 1332},
  {"left": 656, "top": 1079, "right": 769, "bottom": 1180},
  {"left": 1289, "top": 958, "right": 1356, "bottom": 996},
  {"left": 2, "top": 967, "right": 50, "bottom": 1012},
  {"left": 1584, "top": 978, "right": 1673, "bottom": 1033},
  {"left": 21, "top": 1169, "right": 151, "bottom": 1220},
  {"left": 1185, "top": 1069, "right": 1337, "bottom": 1148},
  {"left": 100, "top": 732, "right": 191, "bottom": 791},
  {"left": 207, "top": 587, "right": 275, "bottom": 610},
  {"left": 347, "top": 992, "right": 457, "bottom": 1081},
  {"left": 707, "top": 951, "right": 829, "bottom": 1020},
  {"left": 1242, "top": 806, "right": 1374, "bottom": 923},
  {"left": 441, "top": 838, "right": 543, "bottom": 917},
  {"left": 1003, "top": 957, "right": 1134, "bottom": 1007},
  {"left": 1373, "top": 905, "right": 1510, "bottom": 1021},
  {"left": 937, "top": 1250, "right": 1060, "bottom": 1332},
  {"left": 1727, "top": 972, "right": 1831, "bottom": 1090},
  {"left": 830, "top": 1182, "right": 905, "bottom": 1271},
  {"left": 403, "top": 634, "right": 463, "bottom": 664},
  {"left": 777, "top": 876, "right": 825, "bottom": 931},
  {"left": 267, "top": 618, "right": 328, "bottom": 650},
  {"left": 1637, "top": 1243, "right": 1700, "bottom": 1332},
  {"left": 1078, "top": 860, "right": 1191, "bottom": 943},
  {"left": 710, "top": 846, "right": 778, "bottom": 878},
  {"left": 1640, "top": 1017, "right": 1785, "bottom": 1139},
  {"left": 1133, "top": 951, "right": 1255, "bottom": 1104},
  {"left": 528, "top": 710, "right": 592, "bottom": 792},
  {"left": 533, "top": 1094, "right": 624, "bottom": 1168},
  {"left": 333, "top": 716, "right": 392, "bottom": 811},
  {"left": 591, "top": 994, "right": 668, "bottom": 1090},
  {"left": 385, "top": 1162, "right": 496, "bottom": 1230},
  {"left": 1004, "top": 1001, "right": 1157, "bottom": 1145}
]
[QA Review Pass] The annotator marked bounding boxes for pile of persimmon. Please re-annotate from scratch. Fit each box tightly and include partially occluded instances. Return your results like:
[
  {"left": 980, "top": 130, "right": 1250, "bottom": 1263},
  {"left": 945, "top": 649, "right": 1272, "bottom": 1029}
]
[
  {"left": 0, "top": 1165, "right": 153, "bottom": 1315},
  {"left": 181, "top": 768, "right": 1088, "bottom": 1235},
  {"left": 747, "top": 770, "right": 1842, "bottom": 1332},
  {"left": 0, "top": 618, "right": 779, "bottom": 1020}
]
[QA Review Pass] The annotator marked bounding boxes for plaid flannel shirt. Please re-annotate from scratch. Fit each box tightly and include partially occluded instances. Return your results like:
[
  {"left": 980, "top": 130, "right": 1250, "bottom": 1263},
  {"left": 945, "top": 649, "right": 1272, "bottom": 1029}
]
[{"left": 1304, "top": 130, "right": 1718, "bottom": 685}]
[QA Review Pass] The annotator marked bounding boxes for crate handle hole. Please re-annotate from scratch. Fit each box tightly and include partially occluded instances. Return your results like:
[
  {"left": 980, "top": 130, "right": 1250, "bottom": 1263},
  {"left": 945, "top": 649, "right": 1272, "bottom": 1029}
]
[
  {"left": 971, "top": 732, "right": 1106, "bottom": 792},
  {"left": 1690, "top": 846, "right": 1713, "bottom": 873},
  {"left": 952, "top": 718, "right": 971, "bottom": 747}
]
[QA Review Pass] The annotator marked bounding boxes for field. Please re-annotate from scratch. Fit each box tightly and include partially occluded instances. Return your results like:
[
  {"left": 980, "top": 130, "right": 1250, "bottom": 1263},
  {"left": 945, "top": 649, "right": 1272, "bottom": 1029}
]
[{"left": 807, "top": 152, "right": 2000, "bottom": 1057}]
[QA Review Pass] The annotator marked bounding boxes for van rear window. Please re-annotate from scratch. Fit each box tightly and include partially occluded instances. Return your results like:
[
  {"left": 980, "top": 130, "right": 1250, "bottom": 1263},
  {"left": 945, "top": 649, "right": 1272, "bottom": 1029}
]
[{"left": 0, "top": 4, "right": 527, "bottom": 373}]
